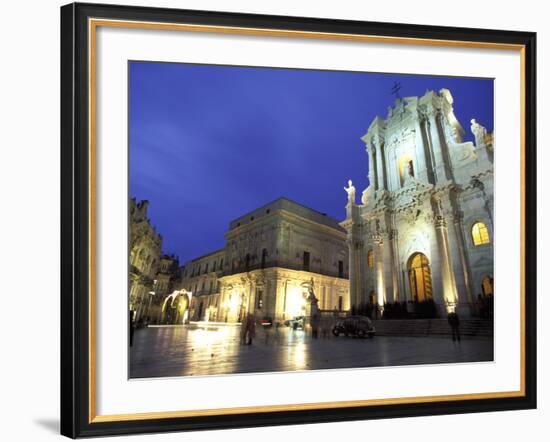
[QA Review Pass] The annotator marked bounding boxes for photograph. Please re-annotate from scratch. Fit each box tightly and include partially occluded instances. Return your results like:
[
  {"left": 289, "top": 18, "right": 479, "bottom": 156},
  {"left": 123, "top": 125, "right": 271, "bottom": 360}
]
[{"left": 127, "top": 62, "right": 495, "bottom": 379}]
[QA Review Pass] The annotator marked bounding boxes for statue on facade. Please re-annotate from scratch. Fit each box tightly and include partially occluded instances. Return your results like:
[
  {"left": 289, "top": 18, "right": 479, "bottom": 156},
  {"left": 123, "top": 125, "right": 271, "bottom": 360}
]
[
  {"left": 301, "top": 278, "right": 320, "bottom": 338},
  {"left": 403, "top": 161, "right": 415, "bottom": 186},
  {"left": 344, "top": 179, "right": 356, "bottom": 205},
  {"left": 301, "top": 277, "right": 318, "bottom": 302},
  {"left": 470, "top": 119, "right": 487, "bottom": 147}
]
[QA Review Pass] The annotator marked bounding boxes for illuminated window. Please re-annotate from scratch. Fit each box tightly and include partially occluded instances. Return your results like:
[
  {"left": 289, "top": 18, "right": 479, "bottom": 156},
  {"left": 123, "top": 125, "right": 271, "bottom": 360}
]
[
  {"left": 472, "top": 222, "right": 490, "bottom": 246},
  {"left": 367, "top": 249, "right": 374, "bottom": 268}
]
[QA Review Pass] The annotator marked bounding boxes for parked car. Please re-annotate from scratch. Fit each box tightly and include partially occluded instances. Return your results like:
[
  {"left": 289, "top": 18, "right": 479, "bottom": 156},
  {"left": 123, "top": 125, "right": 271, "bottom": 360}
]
[
  {"left": 284, "top": 316, "right": 305, "bottom": 330},
  {"left": 332, "top": 315, "right": 375, "bottom": 338},
  {"left": 260, "top": 317, "right": 273, "bottom": 327}
]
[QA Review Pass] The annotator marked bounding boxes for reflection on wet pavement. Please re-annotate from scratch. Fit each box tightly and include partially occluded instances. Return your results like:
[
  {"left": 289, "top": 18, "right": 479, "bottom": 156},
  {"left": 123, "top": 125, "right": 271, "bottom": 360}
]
[{"left": 129, "top": 323, "right": 493, "bottom": 378}]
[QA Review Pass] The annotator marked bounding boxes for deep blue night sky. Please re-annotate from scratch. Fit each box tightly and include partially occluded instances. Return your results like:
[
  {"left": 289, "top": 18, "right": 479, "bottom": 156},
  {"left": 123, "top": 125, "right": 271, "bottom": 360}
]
[{"left": 129, "top": 62, "right": 493, "bottom": 263}]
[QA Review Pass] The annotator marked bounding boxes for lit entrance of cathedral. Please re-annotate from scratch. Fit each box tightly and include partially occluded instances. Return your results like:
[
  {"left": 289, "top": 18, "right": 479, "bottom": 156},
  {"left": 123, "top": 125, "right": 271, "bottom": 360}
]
[
  {"left": 407, "top": 253, "right": 433, "bottom": 302},
  {"left": 482, "top": 276, "right": 493, "bottom": 297}
]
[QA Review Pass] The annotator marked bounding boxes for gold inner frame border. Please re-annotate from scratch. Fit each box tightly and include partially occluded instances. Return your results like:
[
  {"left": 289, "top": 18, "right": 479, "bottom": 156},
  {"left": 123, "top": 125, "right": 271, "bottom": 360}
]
[{"left": 87, "top": 17, "right": 527, "bottom": 424}]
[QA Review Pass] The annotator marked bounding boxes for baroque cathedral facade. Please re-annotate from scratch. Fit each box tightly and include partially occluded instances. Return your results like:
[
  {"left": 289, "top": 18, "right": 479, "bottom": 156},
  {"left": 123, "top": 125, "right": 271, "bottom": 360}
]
[{"left": 342, "top": 88, "right": 494, "bottom": 317}]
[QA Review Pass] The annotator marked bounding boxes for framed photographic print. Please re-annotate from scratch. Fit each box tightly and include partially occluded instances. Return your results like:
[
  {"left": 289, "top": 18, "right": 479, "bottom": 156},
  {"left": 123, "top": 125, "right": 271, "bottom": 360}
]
[{"left": 60, "top": 2, "right": 537, "bottom": 438}]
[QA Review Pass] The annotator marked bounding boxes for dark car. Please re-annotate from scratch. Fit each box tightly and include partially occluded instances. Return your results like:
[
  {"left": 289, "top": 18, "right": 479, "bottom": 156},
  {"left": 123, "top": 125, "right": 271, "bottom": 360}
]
[{"left": 332, "top": 315, "right": 375, "bottom": 338}]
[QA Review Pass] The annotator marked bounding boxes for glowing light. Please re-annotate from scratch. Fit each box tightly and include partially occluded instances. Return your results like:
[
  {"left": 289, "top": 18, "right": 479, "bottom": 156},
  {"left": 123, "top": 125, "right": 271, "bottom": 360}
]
[
  {"left": 286, "top": 287, "right": 306, "bottom": 317},
  {"left": 398, "top": 154, "right": 415, "bottom": 185},
  {"left": 472, "top": 222, "right": 490, "bottom": 246},
  {"left": 231, "top": 292, "right": 240, "bottom": 310}
]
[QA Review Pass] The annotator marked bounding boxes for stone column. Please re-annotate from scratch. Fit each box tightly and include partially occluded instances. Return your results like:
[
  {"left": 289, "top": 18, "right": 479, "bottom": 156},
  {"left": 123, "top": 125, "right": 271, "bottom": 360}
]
[
  {"left": 433, "top": 198, "right": 458, "bottom": 311},
  {"left": 388, "top": 228, "right": 401, "bottom": 302},
  {"left": 374, "top": 139, "right": 387, "bottom": 190},
  {"left": 385, "top": 148, "right": 398, "bottom": 191},
  {"left": 420, "top": 117, "right": 438, "bottom": 183},
  {"left": 452, "top": 211, "right": 474, "bottom": 314},
  {"left": 366, "top": 144, "right": 377, "bottom": 191},
  {"left": 344, "top": 212, "right": 363, "bottom": 311},
  {"left": 347, "top": 237, "right": 359, "bottom": 310},
  {"left": 414, "top": 116, "right": 431, "bottom": 183},
  {"left": 273, "top": 278, "right": 286, "bottom": 322},
  {"left": 373, "top": 234, "right": 387, "bottom": 315},
  {"left": 246, "top": 279, "right": 256, "bottom": 315},
  {"left": 428, "top": 111, "right": 452, "bottom": 182},
  {"left": 401, "top": 268, "right": 410, "bottom": 303}
]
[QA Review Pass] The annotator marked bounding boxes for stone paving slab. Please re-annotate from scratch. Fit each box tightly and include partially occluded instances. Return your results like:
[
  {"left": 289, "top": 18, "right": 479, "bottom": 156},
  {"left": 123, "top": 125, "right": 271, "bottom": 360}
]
[{"left": 129, "top": 323, "right": 494, "bottom": 379}]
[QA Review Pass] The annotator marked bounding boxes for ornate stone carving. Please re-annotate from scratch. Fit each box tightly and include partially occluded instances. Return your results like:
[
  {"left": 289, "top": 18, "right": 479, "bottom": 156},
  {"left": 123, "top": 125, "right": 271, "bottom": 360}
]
[
  {"left": 434, "top": 215, "right": 447, "bottom": 229},
  {"left": 403, "top": 206, "right": 422, "bottom": 226}
]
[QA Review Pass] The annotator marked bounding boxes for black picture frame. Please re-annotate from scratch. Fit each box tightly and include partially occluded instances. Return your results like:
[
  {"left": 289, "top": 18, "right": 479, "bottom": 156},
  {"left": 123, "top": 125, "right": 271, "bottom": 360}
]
[{"left": 60, "top": 2, "right": 537, "bottom": 438}]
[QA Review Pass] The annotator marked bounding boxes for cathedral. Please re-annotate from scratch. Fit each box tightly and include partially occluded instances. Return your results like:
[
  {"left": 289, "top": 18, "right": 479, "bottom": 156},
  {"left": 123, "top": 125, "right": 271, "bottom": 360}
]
[{"left": 341, "top": 88, "right": 494, "bottom": 318}]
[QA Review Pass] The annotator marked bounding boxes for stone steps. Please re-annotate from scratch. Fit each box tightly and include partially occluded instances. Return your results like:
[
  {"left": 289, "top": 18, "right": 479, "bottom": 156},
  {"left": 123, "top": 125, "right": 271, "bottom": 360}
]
[{"left": 371, "top": 319, "right": 493, "bottom": 338}]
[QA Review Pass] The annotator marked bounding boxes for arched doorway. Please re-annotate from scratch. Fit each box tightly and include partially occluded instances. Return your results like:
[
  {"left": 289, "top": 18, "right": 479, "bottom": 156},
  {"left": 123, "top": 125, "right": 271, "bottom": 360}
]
[
  {"left": 481, "top": 275, "right": 494, "bottom": 297},
  {"left": 408, "top": 253, "right": 433, "bottom": 302}
]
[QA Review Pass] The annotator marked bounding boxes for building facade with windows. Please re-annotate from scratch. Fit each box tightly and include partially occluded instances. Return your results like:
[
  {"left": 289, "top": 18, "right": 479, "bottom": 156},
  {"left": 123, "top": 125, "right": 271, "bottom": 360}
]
[
  {"left": 342, "top": 89, "right": 494, "bottom": 317},
  {"left": 129, "top": 198, "right": 180, "bottom": 324},
  {"left": 129, "top": 198, "right": 162, "bottom": 322},
  {"left": 173, "top": 198, "right": 350, "bottom": 323}
]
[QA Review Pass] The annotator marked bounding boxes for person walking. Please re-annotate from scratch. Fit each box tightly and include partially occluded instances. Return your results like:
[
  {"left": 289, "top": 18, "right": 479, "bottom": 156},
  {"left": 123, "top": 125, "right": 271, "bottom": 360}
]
[
  {"left": 240, "top": 316, "right": 248, "bottom": 345},
  {"left": 244, "top": 313, "right": 256, "bottom": 345},
  {"left": 311, "top": 313, "right": 320, "bottom": 339},
  {"left": 447, "top": 311, "right": 461, "bottom": 342}
]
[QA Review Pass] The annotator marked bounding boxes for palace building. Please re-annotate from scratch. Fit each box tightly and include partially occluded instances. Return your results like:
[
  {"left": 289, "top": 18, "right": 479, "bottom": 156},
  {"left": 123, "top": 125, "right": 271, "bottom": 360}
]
[
  {"left": 170, "top": 198, "right": 350, "bottom": 323},
  {"left": 341, "top": 89, "right": 494, "bottom": 317},
  {"left": 129, "top": 198, "right": 179, "bottom": 323}
]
